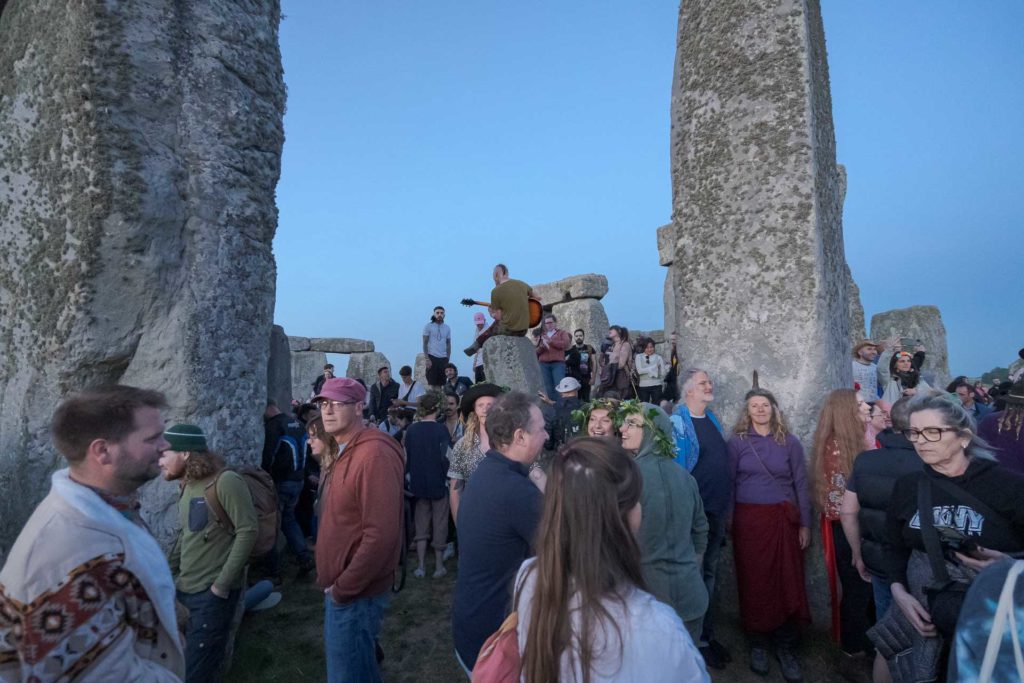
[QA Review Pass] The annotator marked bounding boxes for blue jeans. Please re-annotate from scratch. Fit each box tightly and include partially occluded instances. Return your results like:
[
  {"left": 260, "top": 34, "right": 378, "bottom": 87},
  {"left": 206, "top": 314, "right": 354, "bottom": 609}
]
[
  {"left": 324, "top": 592, "right": 389, "bottom": 683},
  {"left": 178, "top": 587, "right": 241, "bottom": 683},
  {"left": 539, "top": 361, "right": 566, "bottom": 399},
  {"left": 276, "top": 480, "right": 310, "bottom": 561},
  {"left": 700, "top": 512, "right": 727, "bottom": 645},
  {"left": 872, "top": 575, "right": 893, "bottom": 619}
]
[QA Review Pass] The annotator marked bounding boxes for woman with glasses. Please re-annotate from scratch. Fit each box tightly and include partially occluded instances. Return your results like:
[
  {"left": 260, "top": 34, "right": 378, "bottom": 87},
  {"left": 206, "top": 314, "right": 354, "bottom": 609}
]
[
  {"left": 809, "top": 388, "right": 874, "bottom": 657},
  {"left": 510, "top": 438, "right": 709, "bottom": 682},
  {"left": 879, "top": 391, "right": 1024, "bottom": 680},
  {"left": 618, "top": 401, "right": 709, "bottom": 641}
]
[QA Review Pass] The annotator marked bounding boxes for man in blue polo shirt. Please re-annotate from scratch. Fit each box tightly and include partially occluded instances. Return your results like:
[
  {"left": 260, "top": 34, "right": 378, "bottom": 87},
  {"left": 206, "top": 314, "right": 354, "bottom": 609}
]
[{"left": 451, "top": 391, "right": 548, "bottom": 673}]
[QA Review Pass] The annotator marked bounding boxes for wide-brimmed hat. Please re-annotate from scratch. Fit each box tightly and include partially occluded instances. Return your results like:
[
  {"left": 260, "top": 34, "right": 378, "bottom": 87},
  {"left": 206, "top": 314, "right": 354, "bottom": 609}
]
[
  {"left": 460, "top": 383, "right": 504, "bottom": 419},
  {"left": 852, "top": 339, "right": 879, "bottom": 357}
]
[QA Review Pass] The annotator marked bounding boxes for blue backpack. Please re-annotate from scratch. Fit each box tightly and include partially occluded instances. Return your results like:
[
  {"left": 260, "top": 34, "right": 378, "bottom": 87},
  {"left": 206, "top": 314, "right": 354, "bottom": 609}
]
[{"left": 270, "top": 418, "right": 309, "bottom": 481}]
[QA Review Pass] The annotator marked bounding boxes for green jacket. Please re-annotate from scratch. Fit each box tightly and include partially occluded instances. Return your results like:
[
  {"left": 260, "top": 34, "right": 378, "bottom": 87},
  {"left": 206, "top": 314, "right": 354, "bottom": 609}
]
[
  {"left": 169, "top": 471, "right": 257, "bottom": 594},
  {"left": 634, "top": 406, "right": 710, "bottom": 622}
]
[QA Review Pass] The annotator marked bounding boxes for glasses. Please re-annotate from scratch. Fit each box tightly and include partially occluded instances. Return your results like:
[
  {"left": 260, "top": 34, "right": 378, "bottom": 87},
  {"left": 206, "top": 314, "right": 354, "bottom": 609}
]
[
  {"left": 902, "top": 427, "right": 958, "bottom": 443},
  {"left": 315, "top": 399, "right": 358, "bottom": 411},
  {"left": 621, "top": 418, "right": 645, "bottom": 430}
]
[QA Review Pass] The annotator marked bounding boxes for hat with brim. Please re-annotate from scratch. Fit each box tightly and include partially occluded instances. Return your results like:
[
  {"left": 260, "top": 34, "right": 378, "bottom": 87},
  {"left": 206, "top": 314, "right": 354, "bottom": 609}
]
[
  {"left": 555, "top": 377, "right": 581, "bottom": 393},
  {"left": 460, "top": 383, "right": 504, "bottom": 419},
  {"left": 852, "top": 339, "right": 879, "bottom": 357},
  {"left": 312, "top": 377, "right": 367, "bottom": 404}
]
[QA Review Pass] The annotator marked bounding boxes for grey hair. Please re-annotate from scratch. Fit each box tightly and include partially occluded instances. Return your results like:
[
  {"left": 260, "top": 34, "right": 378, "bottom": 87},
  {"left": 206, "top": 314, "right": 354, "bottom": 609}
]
[
  {"left": 889, "top": 396, "right": 914, "bottom": 432},
  {"left": 907, "top": 390, "right": 995, "bottom": 461},
  {"left": 681, "top": 368, "right": 710, "bottom": 397}
]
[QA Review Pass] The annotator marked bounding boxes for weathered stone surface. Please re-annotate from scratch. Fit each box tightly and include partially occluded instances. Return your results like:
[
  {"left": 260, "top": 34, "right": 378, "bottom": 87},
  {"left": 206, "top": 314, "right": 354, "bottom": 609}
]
[
  {"left": 664, "top": 269, "right": 678, "bottom": 341},
  {"left": 870, "top": 306, "right": 950, "bottom": 388},
  {"left": 291, "top": 351, "right": 327, "bottom": 403},
  {"left": 532, "top": 274, "right": 609, "bottom": 307},
  {"left": 267, "top": 325, "right": 292, "bottom": 410},
  {"left": 288, "top": 336, "right": 311, "bottom": 352},
  {"left": 0, "top": 0, "right": 285, "bottom": 553},
  {"left": 657, "top": 223, "right": 676, "bottom": 266},
  {"left": 846, "top": 268, "right": 867, "bottom": 344},
  {"left": 670, "top": 0, "right": 848, "bottom": 623},
  {"left": 482, "top": 336, "right": 543, "bottom": 395},
  {"left": 308, "top": 337, "right": 373, "bottom": 354},
  {"left": 414, "top": 353, "right": 429, "bottom": 387},
  {"left": 551, "top": 299, "right": 610, "bottom": 353},
  {"left": 346, "top": 352, "right": 391, "bottom": 389}
]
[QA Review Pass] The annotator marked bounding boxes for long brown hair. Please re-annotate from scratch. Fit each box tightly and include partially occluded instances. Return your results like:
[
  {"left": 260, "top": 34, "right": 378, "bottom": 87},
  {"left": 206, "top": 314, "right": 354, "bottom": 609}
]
[
  {"left": 810, "top": 389, "right": 866, "bottom": 509},
  {"left": 307, "top": 417, "right": 340, "bottom": 471},
  {"left": 732, "top": 388, "right": 789, "bottom": 445},
  {"left": 516, "top": 438, "right": 644, "bottom": 683},
  {"left": 183, "top": 450, "right": 226, "bottom": 483}
]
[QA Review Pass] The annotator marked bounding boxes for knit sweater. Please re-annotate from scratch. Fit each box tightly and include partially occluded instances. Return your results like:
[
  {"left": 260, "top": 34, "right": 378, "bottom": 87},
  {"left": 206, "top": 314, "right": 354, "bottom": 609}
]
[{"left": 316, "top": 427, "right": 405, "bottom": 603}]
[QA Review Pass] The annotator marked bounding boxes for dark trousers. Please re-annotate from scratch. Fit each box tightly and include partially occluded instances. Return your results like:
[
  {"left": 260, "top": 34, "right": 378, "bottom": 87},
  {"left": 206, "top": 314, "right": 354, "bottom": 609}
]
[
  {"left": 638, "top": 385, "right": 663, "bottom": 405},
  {"left": 178, "top": 588, "right": 242, "bottom": 683},
  {"left": 831, "top": 520, "right": 874, "bottom": 654},
  {"left": 473, "top": 366, "right": 485, "bottom": 383},
  {"left": 700, "top": 512, "right": 727, "bottom": 645}
]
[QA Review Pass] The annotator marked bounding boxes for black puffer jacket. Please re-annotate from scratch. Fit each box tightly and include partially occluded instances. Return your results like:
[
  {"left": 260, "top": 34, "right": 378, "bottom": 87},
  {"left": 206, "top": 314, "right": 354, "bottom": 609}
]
[{"left": 846, "top": 431, "right": 923, "bottom": 576}]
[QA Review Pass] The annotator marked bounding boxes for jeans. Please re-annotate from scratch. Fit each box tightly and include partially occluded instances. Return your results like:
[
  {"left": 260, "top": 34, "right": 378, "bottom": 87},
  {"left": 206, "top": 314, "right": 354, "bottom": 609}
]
[
  {"left": 871, "top": 575, "right": 893, "bottom": 619},
  {"left": 244, "top": 579, "right": 274, "bottom": 611},
  {"left": 324, "top": 592, "right": 389, "bottom": 683},
  {"left": 276, "top": 480, "right": 310, "bottom": 560},
  {"left": 700, "top": 512, "right": 727, "bottom": 645},
  {"left": 539, "top": 361, "right": 566, "bottom": 398},
  {"left": 178, "top": 588, "right": 242, "bottom": 683}
]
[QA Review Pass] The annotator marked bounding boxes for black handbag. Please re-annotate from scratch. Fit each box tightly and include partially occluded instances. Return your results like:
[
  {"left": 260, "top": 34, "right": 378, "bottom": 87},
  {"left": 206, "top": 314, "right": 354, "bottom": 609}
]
[{"left": 917, "top": 478, "right": 968, "bottom": 638}]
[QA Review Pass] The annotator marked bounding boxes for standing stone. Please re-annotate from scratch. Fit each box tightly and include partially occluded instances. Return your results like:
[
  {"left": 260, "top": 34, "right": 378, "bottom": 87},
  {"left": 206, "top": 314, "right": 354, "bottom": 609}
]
[
  {"left": 670, "top": 0, "right": 850, "bottom": 447},
  {"left": 267, "top": 325, "right": 292, "bottom": 411},
  {"left": 346, "top": 351, "right": 391, "bottom": 389},
  {"left": 414, "top": 353, "right": 429, "bottom": 388},
  {"left": 482, "top": 337, "right": 543, "bottom": 396},
  {"left": 837, "top": 164, "right": 865, "bottom": 347},
  {"left": 551, "top": 299, "right": 610, "bottom": 354},
  {"left": 870, "top": 306, "right": 950, "bottom": 388},
  {"left": 0, "top": 0, "right": 285, "bottom": 552},
  {"left": 532, "top": 274, "right": 609, "bottom": 308},
  {"left": 291, "top": 351, "right": 328, "bottom": 403}
]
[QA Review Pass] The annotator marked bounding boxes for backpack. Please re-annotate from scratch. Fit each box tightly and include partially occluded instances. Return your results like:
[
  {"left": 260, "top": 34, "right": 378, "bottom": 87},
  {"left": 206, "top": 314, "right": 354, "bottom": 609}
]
[
  {"left": 205, "top": 467, "right": 280, "bottom": 559},
  {"left": 270, "top": 417, "right": 308, "bottom": 481}
]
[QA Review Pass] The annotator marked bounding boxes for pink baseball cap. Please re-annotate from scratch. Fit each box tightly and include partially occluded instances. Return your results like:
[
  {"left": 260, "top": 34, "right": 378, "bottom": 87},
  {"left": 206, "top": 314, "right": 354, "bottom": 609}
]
[
  {"left": 312, "top": 377, "right": 366, "bottom": 404},
  {"left": 473, "top": 312, "right": 486, "bottom": 324}
]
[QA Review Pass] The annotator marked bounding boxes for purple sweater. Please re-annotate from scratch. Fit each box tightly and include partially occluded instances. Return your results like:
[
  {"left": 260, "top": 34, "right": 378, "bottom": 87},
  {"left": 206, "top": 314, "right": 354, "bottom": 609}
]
[{"left": 728, "top": 430, "right": 812, "bottom": 528}]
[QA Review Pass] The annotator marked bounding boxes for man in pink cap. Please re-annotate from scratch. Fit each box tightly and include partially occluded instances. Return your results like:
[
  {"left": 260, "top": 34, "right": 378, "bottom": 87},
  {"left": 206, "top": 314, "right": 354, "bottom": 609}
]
[
  {"left": 472, "top": 311, "right": 487, "bottom": 382},
  {"left": 312, "top": 377, "right": 405, "bottom": 682}
]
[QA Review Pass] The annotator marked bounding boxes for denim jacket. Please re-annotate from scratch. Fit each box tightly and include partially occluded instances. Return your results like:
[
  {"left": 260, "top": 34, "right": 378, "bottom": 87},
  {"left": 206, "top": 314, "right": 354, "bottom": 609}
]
[{"left": 670, "top": 405, "right": 722, "bottom": 472}]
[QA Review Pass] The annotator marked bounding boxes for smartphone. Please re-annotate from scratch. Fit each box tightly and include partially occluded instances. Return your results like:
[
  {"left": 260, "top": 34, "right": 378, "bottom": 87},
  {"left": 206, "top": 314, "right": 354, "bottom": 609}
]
[{"left": 900, "top": 337, "right": 918, "bottom": 350}]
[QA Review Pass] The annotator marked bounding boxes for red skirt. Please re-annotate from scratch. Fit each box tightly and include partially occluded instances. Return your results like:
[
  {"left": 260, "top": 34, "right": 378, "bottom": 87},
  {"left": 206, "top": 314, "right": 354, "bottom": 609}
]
[{"left": 732, "top": 501, "right": 811, "bottom": 634}]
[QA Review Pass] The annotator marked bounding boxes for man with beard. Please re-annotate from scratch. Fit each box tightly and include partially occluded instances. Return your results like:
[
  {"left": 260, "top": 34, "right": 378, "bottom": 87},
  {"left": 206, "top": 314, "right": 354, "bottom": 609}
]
[
  {"left": 565, "top": 328, "right": 597, "bottom": 402},
  {"left": 423, "top": 306, "right": 452, "bottom": 390},
  {"left": 0, "top": 386, "right": 184, "bottom": 681},
  {"left": 313, "top": 377, "right": 404, "bottom": 682},
  {"left": 368, "top": 366, "right": 399, "bottom": 423},
  {"left": 851, "top": 339, "right": 885, "bottom": 400},
  {"left": 160, "top": 424, "right": 257, "bottom": 682},
  {"left": 442, "top": 362, "right": 472, "bottom": 398}
]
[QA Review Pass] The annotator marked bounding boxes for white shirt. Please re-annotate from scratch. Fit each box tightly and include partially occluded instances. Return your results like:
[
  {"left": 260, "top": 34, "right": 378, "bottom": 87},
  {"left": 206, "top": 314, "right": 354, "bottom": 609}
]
[
  {"left": 423, "top": 321, "right": 451, "bottom": 358},
  {"left": 513, "top": 559, "right": 710, "bottom": 683},
  {"left": 398, "top": 379, "right": 425, "bottom": 405}
]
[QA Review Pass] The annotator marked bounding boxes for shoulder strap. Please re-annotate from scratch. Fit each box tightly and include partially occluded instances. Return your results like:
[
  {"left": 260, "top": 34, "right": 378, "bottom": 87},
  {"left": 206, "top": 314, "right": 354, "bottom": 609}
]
[
  {"left": 979, "top": 560, "right": 1024, "bottom": 682},
  {"left": 204, "top": 470, "right": 235, "bottom": 536},
  {"left": 917, "top": 477, "right": 950, "bottom": 584},
  {"left": 929, "top": 476, "right": 1015, "bottom": 536},
  {"left": 742, "top": 438, "right": 793, "bottom": 503}
]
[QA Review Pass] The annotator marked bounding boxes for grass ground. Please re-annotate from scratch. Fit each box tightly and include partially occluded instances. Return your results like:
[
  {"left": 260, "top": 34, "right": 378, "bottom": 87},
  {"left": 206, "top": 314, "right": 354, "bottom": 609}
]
[{"left": 226, "top": 552, "right": 871, "bottom": 682}]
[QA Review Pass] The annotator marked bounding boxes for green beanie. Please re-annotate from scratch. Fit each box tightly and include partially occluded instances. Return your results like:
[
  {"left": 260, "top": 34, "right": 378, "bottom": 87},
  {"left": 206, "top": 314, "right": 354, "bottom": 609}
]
[{"left": 164, "top": 424, "right": 208, "bottom": 452}]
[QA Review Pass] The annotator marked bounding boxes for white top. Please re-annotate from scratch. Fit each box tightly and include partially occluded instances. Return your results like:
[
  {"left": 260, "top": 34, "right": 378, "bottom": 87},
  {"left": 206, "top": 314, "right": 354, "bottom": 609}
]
[
  {"left": 634, "top": 353, "right": 666, "bottom": 388},
  {"left": 513, "top": 559, "right": 710, "bottom": 683},
  {"left": 423, "top": 321, "right": 451, "bottom": 358},
  {"left": 398, "top": 379, "right": 425, "bottom": 405},
  {"left": 852, "top": 359, "right": 880, "bottom": 399}
]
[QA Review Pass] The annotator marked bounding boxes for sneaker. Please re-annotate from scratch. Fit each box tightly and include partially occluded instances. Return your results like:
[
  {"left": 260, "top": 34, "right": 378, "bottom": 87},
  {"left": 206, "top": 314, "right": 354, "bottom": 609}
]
[
  {"left": 442, "top": 542, "right": 456, "bottom": 562},
  {"left": 432, "top": 566, "right": 447, "bottom": 579},
  {"left": 776, "top": 648, "right": 803, "bottom": 683},
  {"left": 749, "top": 647, "right": 770, "bottom": 676},
  {"left": 249, "top": 592, "right": 282, "bottom": 612},
  {"left": 413, "top": 567, "right": 426, "bottom": 578},
  {"left": 708, "top": 639, "right": 732, "bottom": 663},
  {"left": 699, "top": 645, "right": 726, "bottom": 670}
]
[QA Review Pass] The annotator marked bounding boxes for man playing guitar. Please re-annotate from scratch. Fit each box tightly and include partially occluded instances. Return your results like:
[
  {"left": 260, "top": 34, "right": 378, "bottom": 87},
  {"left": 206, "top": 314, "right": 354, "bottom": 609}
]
[{"left": 462, "top": 263, "right": 537, "bottom": 356}]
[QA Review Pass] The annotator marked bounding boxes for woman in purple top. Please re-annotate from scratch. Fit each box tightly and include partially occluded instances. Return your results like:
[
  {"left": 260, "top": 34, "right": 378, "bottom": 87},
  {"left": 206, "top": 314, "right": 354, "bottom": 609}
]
[{"left": 727, "top": 383, "right": 811, "bottom": 681}]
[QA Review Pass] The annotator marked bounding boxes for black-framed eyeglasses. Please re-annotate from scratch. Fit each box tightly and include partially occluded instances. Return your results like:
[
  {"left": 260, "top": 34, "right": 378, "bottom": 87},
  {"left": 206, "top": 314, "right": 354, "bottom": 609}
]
[{"left": 902, "top": 427, "right": 958, "bottom": 443}]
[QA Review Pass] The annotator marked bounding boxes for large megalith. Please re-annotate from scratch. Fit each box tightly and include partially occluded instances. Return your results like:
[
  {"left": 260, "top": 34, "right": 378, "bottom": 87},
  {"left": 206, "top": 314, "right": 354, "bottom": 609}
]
[
  {"left": 837, "top": 164, "right": 866, "bottom": 346},
  {"left": 481, "top": 337, "right": 543, "bottom": 396},
  {"left": 347, "top": 352, "right": 391, "bottom": 389},
  {"left": 533, "top": 274, "right": 611, "bottom": 350},
  {"left": 670, "top": 0, "right": 850, "bottom": 446},
  {"left": 870, "top": 306, "right": 950, "bottom": 388},
  {"left": 0, "top": 0, "right": 286, "bottom": 552},
  {"left": 267, "top": 325, "right": 292, "bottom": 412},
  {"left": 291, "top": 351, "right": 328, "bottom": 402}
]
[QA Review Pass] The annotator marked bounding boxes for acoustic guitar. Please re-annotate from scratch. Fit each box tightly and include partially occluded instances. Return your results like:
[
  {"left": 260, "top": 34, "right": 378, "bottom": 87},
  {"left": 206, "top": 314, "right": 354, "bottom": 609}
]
[{"left": 460, "top": 296, "right": 544, "bottom": 352}]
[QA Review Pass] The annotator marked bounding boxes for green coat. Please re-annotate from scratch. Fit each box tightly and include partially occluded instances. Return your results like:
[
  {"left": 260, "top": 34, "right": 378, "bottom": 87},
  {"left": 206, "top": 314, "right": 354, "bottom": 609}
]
[{"left": 634, "top": 406, "right": 710, "bottom": 622}]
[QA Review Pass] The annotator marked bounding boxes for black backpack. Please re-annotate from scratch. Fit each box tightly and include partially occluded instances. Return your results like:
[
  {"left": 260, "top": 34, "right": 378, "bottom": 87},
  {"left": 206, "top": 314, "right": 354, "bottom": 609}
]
[{"left": 270, "top": 417, "right": 308, "bottom": 482}]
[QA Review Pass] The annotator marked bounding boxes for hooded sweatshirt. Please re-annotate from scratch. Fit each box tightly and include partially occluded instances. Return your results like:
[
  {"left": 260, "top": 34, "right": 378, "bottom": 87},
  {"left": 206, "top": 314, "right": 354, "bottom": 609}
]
[{"left": 632, "top": 404, "right": 710, "bottom": 622}]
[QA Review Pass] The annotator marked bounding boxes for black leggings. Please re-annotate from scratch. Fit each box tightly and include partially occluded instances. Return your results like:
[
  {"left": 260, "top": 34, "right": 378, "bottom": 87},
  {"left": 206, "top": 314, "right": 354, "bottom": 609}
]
[
  {"left": 831, "top": 520, "right": 875, "bottom": 654},
  {"left": 637, "top": 385, "right": 663, "bottom": 405}
]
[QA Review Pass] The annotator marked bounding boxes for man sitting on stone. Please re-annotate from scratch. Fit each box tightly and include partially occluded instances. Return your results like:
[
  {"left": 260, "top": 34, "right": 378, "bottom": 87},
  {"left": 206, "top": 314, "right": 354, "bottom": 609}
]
[
  {"left": 312, "top": 362, "right": 335, "bottom": 398},
  {"left": 442, "top": 362, "right": 472, "bottom": 398},
  {"left": 565, "top": 328, "right": 597, "bottom": 402},
  {"left": 392, "top": 364, "right": 425, "bottom": 410},
  {"left": 368, "top": 365, "right": 399, "bottom": 423},
  {"left": 160, "top": 424, "right": 257, "bottom": 682},
  {"left": 0, "top": 386, "right": 184, "bottom": 681},
  {"left": 423, "top": 306, "right": 452, "bottom": 390},
  {"left": 463, "top": 263, "right": 534, "bottom": 356}
]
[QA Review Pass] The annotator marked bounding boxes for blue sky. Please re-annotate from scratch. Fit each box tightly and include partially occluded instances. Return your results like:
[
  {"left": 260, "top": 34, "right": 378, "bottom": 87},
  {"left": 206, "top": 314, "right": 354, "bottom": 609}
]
[{"left": 273, "top": 1, "right": 1022, "bottom": 381}]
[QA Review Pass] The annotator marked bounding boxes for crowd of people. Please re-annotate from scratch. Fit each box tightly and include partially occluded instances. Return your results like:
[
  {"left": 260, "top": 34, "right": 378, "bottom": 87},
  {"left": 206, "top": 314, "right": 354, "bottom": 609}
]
[{"left": 1, "top": 264, "right": 1022, "bottom": 683}]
